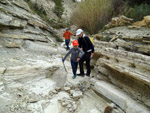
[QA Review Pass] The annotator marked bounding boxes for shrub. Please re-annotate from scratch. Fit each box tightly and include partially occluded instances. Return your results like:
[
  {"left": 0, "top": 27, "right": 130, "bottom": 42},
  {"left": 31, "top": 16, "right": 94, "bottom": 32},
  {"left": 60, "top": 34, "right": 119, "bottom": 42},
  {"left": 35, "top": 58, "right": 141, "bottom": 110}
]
[
  {"left": 25, "top": 0, "right": 47, "bottom": 19},
  {"left": 71, "top": 0, "right": 113, "bottom": 34},
  {"left": 53, "top": 0, "right": 64, "bottom": 18},
  {"left": 112, "top": 0, "right": 126, "bottom": 16},
  {"left": 123, "top": 0, "right": 150, "bottom": 6},
  {"left": 124, "top": 4, "right": 150, "bottom": 21}
]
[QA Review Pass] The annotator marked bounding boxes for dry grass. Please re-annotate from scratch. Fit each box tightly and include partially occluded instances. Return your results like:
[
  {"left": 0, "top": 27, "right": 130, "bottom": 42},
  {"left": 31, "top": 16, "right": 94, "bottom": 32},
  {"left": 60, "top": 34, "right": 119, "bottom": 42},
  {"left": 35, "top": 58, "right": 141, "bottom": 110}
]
[{"left": 71, "top": 0, "right": 113, "bottom": 34}]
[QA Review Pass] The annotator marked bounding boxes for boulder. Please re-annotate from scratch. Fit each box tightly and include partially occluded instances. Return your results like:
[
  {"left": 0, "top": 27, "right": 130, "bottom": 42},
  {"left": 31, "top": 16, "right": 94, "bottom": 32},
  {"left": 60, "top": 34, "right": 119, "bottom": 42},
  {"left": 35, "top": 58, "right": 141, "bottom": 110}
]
[
  {"left": 144, "top": 16, "right": 150, "bottom": 26},
  {"left": 94, "top": 81, "right": 149, "bottom": 113},
  {"left": 133, "top": 20, "right": 146, "bottom": 27},
  {"left": 105, "top": 15, "right": 133, "bottom": 29},
  {"left": 51, "top": 67, "right": 67, "bottom": 88},
  {"left": 72, "top": 90, "right": 83, "bottom": 100},
  {"left": 133, "top": 15, "right": 150, "bottom": 27}
]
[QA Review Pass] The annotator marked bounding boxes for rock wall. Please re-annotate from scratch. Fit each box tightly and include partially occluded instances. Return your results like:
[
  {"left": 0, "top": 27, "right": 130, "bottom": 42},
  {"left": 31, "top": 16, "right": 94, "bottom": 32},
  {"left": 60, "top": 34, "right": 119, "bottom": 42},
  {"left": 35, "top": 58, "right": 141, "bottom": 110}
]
[
  {"left": 28, "top": 0, "right": 76, "bottom": 22},
  {"left": 93, "top": 26, "right": 150, "bottom": 109},
  {"left": 0, "top": 1, "right": 68, "bottom": 112},
  {"left": 0, "top": 0, "right": 57, "bottom": 47}
]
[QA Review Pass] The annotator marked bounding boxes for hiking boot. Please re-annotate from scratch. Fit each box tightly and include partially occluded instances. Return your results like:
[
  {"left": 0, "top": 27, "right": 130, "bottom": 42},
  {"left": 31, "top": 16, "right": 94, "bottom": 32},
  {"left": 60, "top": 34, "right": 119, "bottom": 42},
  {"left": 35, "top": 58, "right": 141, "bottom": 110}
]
[
  {"left": 72, "top": 75, "right": 76, "bottom": 79},
  {"left": 77, "top": 73, "right": 84, "bottom": 77},
  {"left": 85, "top": 73, "right": 90, "bottom": 77}
]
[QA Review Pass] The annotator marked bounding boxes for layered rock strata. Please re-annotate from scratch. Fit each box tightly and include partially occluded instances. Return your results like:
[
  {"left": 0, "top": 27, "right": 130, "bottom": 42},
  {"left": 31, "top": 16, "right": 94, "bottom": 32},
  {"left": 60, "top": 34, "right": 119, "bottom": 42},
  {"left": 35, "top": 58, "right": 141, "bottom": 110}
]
[{"left": 93, "top": 26, "right": 150, "bottom": 111}]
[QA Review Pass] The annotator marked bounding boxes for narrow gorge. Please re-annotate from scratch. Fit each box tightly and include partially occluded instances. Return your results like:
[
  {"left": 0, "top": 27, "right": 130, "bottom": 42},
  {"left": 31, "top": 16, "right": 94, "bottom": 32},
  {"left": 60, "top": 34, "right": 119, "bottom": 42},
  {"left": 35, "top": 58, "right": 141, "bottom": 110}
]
[{"left": 0, "top": 0, "right": 150, "bottom": 113}]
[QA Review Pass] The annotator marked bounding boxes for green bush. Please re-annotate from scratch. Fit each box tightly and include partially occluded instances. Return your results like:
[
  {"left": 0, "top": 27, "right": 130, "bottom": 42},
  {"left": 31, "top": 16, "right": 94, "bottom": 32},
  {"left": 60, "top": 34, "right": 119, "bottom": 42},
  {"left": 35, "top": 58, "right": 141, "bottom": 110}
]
[
  {"left": 123, "top": 0, "right": 150, "bottom": 6},
  {"left": 71, "top": 0, "right": 113, "bottom": 34},
  {"left": 124, "top": 4, "right": 150, "bottom": 21},
  {"left": 53, "top": 0, "right": 64, "bottom": 18},
  {"left": 25, "top": 0, "right": 47, "bottom": 18}
]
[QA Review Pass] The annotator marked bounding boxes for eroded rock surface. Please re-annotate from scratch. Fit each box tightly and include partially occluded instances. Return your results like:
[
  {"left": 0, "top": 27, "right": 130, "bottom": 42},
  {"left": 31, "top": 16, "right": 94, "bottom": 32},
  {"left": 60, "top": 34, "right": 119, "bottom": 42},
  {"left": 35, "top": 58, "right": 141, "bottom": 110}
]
[{"left": 93, "top": 25, "right": 150, "bottom": 112}]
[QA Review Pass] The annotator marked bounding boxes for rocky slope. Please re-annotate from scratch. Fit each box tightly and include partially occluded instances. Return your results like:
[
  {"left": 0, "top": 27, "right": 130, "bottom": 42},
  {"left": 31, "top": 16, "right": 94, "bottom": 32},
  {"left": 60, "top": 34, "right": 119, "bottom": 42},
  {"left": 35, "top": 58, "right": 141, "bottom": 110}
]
[
  {"left": 0, "top": 0, "right": 111, "bottom": 113},
  {"left": 28, "top": 0, "right": 77, "bottom": 23}
]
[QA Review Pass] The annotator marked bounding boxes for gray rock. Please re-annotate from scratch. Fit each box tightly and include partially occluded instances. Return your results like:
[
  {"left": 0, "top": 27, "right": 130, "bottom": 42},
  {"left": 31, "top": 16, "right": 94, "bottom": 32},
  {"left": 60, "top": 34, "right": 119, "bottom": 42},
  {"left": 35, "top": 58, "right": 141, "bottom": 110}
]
[
  {"left": 61, "top": 102, "right": 68, "bottom": 107},
  {"left": 72, "top": 91, "right": 83, "bottom": 100},
  {"left": 51, "top": 89, "right": 57, "bottom": 94},
  {"left": 66, "top": 104, "right": 72, "bottom": 108},
  {"left": 51, "top": 67, "right": 67, "bottom": 88},
  {"left": 23, "top": 40, "right": 57, "bottom": 55},
  {"left": 0, "top": 67, "right": 6, "bottom": 74},
  {"left": 64, "top": 87, "right": 71, "bottom": 92},
  {"left": 0, "top": 37, "right": 24, "bottom": 48},
  {"left": 55, "top": 87, "right": 61, "bottom": 92}
]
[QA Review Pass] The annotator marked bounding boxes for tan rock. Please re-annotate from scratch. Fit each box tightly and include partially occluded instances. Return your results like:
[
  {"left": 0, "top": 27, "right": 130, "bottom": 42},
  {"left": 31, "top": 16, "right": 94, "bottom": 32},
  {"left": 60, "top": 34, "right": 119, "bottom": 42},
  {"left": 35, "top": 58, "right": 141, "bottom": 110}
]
[
  {"left": 128, "top": 26, "right": 140, "bottom": 29},
  {"left": 144, "top": 16, "right": 150, "bottom": 26},
  {"left": 111, "top": 17, "right": 119, "bottom": 25},
  {"left": 105, "top": 15, "right": 133, "bottom": 29},
  {"left": 133, "top": 20, "right": 146, "bottom": 27},
  {"left": 120, "top": 15, "right": 133, "bottom": 22}
]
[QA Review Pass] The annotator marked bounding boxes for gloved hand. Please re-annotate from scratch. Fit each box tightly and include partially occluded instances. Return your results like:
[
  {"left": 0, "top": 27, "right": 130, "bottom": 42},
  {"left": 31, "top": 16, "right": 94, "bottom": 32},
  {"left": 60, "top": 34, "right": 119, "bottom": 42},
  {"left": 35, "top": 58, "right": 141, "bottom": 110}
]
[{"left": 62, "top": 59, "right": 65, "bottom": 62}]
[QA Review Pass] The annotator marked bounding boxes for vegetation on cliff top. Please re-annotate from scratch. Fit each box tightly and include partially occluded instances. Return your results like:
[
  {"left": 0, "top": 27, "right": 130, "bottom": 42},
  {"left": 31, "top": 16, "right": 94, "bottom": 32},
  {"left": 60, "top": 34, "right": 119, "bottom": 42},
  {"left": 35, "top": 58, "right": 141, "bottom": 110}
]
[{"left": 71, "top": 0, "right": 150, "bottom": 34}]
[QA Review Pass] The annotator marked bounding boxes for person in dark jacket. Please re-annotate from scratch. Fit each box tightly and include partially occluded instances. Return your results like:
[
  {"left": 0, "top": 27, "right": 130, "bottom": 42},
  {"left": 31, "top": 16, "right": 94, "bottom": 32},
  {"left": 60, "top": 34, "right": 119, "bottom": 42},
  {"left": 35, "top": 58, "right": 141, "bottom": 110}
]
[
  {"left": 62, "top": 40, "right": 84, "bottom": 79},
  {"left": 76, "top": 29, "right": 94, "bottom": 77}
]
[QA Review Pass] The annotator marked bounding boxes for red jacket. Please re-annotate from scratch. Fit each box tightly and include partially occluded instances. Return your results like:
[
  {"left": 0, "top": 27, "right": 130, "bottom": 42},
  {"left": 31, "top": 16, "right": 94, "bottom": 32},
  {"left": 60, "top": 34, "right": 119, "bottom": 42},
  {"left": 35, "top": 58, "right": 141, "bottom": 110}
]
[{"left": 63, "top": 31, "right": 74, "bottom": 40}]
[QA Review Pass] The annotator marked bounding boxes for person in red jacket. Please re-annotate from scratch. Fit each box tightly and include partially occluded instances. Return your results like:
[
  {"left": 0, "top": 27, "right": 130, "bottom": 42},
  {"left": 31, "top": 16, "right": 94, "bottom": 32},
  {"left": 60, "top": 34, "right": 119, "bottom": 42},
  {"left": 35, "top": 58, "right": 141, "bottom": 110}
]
[{"left": 63, "top": 28, "right": 74, "bottom": 50}]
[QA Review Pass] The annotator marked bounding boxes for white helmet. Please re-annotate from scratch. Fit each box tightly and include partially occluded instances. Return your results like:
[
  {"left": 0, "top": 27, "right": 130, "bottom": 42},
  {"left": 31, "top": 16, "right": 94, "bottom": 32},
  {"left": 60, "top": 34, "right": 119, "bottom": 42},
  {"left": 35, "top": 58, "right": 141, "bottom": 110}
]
[{"left": 76, "top": 29, "right": 83, "bottom": 36}]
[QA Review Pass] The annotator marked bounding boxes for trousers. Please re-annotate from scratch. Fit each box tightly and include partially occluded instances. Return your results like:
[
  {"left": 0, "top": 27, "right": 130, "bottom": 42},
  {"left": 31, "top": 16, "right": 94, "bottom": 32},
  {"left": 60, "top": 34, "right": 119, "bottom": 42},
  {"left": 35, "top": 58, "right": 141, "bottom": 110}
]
[
  {"left": 79, "top": 52, "right": 91, "bottom": 76},
  {"left": 65, "top": 39, "right": 70, "bottom": 50},
  {"left": 71, "top": 60, "right": 78, "bottom": 75}
]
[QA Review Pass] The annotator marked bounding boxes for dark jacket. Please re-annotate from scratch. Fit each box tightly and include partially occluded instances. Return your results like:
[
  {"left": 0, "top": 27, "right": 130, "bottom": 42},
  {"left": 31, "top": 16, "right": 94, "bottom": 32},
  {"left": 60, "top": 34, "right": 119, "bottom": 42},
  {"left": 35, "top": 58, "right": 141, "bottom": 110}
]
[{"left": 78, "top": 36, "right": 94, "bottom": 53}]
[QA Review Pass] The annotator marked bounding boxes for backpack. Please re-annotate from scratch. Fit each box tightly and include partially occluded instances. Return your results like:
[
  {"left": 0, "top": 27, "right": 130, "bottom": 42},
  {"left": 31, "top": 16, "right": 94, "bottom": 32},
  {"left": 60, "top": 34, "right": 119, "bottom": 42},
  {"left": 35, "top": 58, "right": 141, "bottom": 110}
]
[
  {"left": 83, "top": 36, "right": 94, "bottom": 46},
  {"left": 89, "top": 37, "right": 94, "bottom": 45}
]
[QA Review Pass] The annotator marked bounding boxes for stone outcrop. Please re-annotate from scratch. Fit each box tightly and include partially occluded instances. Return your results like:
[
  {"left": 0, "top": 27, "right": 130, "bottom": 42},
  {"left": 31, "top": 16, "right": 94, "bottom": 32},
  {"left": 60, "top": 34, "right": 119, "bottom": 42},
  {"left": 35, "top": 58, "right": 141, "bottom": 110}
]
[
  {"left": 28, "top": 0, "right": 76, "bottom": 22},
  {"left": 104, "top": 15, "right": 133, "bottom": 29},
  {"left": 0, "top": 0, "right": 68, "bottom": 113},
  {"left": 91, "top": 79, "right": 149, "bottom": 113},
  {"left": 133, "top": 15, "right": 150, "bottom": 27},
  {"left": 0, "top": 0, "right": 57, "bottom": 48},
  {"left": 93, "top": 25, "right": 150, "bottom": 112}
]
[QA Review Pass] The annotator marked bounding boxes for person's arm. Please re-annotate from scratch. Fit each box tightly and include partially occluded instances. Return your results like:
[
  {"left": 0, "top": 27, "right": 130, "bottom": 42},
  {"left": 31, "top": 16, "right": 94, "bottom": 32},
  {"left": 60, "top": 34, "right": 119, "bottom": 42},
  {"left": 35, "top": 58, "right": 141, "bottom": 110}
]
[
  {"left": 62, "top": 49, "right": 71, "bottom": 61},
  {"left": 78, "top": 47, "right": 85, "bottom": 58},
  {"left": 77, "top": 47, "right": 84, "bottom": 62},
  {"left": 69, "top": 31, "right": 74, "bottom": 36}
]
